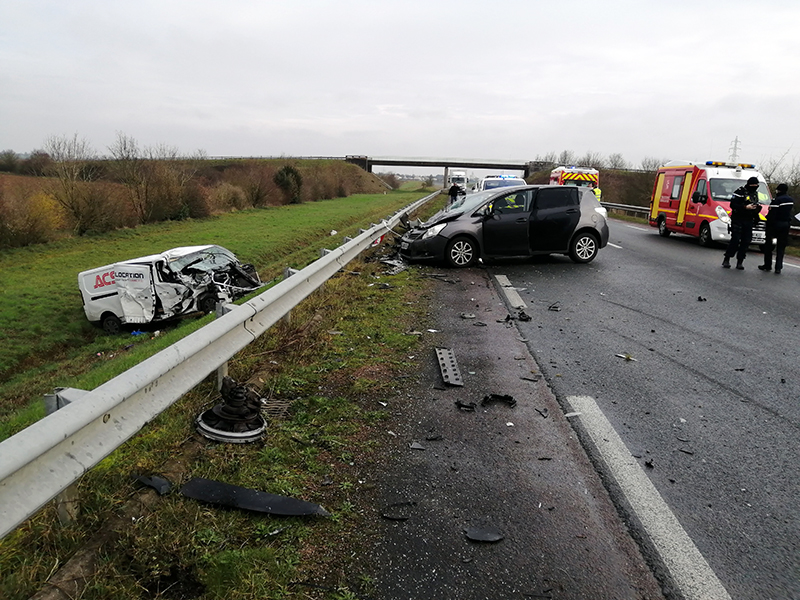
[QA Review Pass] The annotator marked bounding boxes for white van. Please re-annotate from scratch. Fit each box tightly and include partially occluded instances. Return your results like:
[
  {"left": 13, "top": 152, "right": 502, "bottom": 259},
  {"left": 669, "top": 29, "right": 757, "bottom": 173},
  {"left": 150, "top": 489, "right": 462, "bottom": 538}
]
[
  {"left": 78, "top": 245, "right": 261, "bottom": 333},
  {"left": 471, "top": 175, "right": 527, "bottom": 192}
]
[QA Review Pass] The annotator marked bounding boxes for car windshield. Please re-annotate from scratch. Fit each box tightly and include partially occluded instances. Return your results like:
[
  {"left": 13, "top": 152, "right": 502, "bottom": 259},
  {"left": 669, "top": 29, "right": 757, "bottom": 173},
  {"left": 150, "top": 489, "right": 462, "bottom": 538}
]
[
  {"left": 447, "top": 190, "right": 497, "bottom": 213},
  {"left": 169, "top": 246, "right": 237, "bottom": 273},
  {"left": 709, "top": 178, "right": 771, "bottom": 203},
  {"left": 484, "top": 179, "right": 526, "bottom": 189}
]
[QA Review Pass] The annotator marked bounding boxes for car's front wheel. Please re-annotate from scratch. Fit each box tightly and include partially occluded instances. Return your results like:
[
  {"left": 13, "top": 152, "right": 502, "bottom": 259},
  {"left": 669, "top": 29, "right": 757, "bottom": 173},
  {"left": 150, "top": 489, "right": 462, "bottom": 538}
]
[
  {"left": 569, "top": 232, "right": 599, "bottom": 263},
  {"left": 446, "top": 236, "right": 478, "bottom": 268}
]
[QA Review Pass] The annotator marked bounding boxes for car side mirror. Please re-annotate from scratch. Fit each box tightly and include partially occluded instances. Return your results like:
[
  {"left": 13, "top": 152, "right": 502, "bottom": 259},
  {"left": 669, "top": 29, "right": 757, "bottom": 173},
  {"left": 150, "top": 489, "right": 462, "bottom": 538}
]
[{"left": 692, "top": 191, "right": 707, "bottom": 204}]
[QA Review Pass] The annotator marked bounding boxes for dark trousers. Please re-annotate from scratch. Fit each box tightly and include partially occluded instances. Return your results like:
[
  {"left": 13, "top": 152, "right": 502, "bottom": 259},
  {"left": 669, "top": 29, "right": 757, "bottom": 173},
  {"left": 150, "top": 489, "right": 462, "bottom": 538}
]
[
  {"left": 724, "top": 221, "right": 754, "bottom": 262},
  {"left": 763, "top": 222, "right": 790, "bottom": 270}
]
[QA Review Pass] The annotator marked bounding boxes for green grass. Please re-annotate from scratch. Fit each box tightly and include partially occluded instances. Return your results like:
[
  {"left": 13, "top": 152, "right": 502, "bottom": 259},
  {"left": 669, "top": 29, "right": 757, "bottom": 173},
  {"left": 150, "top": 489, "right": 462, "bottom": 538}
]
[
  {"left": 0, "top": 191, "right": 432, "bottom": 435},
  {"left": 0, "top": 190, "right": 447, "bottom": 598}
]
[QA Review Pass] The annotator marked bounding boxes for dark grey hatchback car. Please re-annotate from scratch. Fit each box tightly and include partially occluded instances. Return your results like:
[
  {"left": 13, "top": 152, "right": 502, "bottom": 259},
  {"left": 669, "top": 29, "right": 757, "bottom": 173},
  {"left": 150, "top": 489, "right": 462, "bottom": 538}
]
[{"left": 400, "top": 185, "right": 609, "bottom": 267}]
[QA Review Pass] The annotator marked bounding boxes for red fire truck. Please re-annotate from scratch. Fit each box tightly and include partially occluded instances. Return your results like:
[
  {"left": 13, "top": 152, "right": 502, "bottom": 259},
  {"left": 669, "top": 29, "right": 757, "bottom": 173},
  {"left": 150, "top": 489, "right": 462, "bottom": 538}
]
[
  {"left": 549, "top": 166, "right": 599, "bottom": 188},
  {"left": 648, "top": 161, "right": 770, "bottom": 246}
]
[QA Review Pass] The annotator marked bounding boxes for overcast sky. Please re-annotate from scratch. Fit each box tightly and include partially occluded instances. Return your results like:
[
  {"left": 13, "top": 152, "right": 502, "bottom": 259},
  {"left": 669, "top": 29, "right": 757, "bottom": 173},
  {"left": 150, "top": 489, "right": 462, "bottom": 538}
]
[{"left": 2, "top": 0, "right": 800, "bottom": 173}]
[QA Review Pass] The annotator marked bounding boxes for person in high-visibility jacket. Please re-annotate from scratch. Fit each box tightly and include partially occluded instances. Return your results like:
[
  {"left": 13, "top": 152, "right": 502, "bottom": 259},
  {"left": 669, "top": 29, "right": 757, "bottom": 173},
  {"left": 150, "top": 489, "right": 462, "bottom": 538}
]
[{"left": 591, "top": 182, "right": 602, "bottom": 201}]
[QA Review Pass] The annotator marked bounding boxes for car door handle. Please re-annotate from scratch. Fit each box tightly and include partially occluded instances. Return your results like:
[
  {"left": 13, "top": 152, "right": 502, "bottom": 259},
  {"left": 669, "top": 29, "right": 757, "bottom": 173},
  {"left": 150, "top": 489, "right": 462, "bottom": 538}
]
[
  {"left": 515, "top": 217, "right": 527, "bottom": 223},
  {"left": 566, "top": 208, "right": 579, "bottom": 213}
]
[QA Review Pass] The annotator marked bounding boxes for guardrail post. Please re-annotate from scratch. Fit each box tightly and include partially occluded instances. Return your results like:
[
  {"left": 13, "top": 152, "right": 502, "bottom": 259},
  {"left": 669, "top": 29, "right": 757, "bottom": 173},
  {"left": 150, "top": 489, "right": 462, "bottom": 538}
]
[
  {"left": 215, "top": 303, "right": 236, "bottom": 390},
  {"left": 44, "top": 387, "right": 89, "bottom": 525},
  {"left": 282, "top": 268, "right": 300, "bottom": 324}
]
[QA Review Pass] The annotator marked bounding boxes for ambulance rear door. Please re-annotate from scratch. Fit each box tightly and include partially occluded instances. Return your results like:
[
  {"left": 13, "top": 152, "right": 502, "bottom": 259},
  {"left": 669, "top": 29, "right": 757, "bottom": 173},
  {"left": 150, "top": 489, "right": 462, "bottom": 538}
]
[
  {"left": 114, "top": 263, "right": 156, "bottom": 324},
  {"left": 664, "top": 169, "right": 694, "bottom": 233}
]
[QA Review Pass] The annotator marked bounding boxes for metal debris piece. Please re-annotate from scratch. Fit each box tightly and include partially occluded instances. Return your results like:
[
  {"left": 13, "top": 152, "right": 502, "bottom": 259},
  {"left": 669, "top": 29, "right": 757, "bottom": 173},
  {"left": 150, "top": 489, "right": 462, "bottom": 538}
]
[
  {"left": 535, "top": 407, "right": 549, "bottom": 418},
  {"left": 481, "top": 394, "right": 517, "bottom": 408},
  {"left": 195, "top": 377, "right": 266, "bottom": 443},
  {"left": 521, "top": 375, "right": 541, "bottom": 382},
  {"left": 380, "top": 258, "right": 407, "bottom": 276},
  {"left": 180, "top": 477, "right": 330, "bottom": 516},
  {"left": 381, "top": 501, "right": 417, "bottom": 521},
  {"left": 563, "top": 412, "right": 582, "bottom": 418},
  {"left": 465, "top": 525, "right": 504, "bottom": 543},
  {"left": 615, "top": 353, "right": 638, "bottom": 362},
  {"left": 460, "top": 312, "right": 476, "bottom": 319},
  {"left": 409, "top": 442, "right": 426, "bottom": 450},
  {"left": 134, "top": 475, "right": 172, "bottom": 495},
  {"left": 473, "top": 321, "right": 488, "bottom": 327},
  {"left": 436, "top": 347, "right": 464, "bottom": 386},
  {"left": 678, "top": 448, "right": 694, "bottom": 455},
  {"left": 517, "top": 311, "right": 532, "bottom": 321},
  {"left": 548, "top": 302, "right": 561, "bottom": 312},
  {"left": 455, "top": 400, "right": 477, "bottom": 412}
]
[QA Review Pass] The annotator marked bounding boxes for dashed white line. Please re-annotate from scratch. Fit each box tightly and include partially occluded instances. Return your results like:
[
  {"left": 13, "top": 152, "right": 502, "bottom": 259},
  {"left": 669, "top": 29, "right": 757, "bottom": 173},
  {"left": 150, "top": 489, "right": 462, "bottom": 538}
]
[{"left": 566, "top": 395, "right": 732, "bottom": 600}]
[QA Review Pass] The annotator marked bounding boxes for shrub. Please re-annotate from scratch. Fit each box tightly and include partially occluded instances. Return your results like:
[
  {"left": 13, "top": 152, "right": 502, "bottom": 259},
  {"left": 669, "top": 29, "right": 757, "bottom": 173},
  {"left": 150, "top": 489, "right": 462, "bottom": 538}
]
[
  {"left": 273, "top": 165, "right": 303, "bottom": 204},
  {"left": 0, "top": 182, "right": 65, "bottom": 247},
  {"left": 210, "top": 182, "right": 248, "bottom": 211}
]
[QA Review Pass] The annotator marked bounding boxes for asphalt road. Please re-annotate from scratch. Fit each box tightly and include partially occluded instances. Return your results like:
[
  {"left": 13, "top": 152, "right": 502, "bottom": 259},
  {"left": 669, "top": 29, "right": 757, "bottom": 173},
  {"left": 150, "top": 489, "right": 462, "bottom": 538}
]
[{"left": 491, "top": 220, "right": 800, "bottom": 600}]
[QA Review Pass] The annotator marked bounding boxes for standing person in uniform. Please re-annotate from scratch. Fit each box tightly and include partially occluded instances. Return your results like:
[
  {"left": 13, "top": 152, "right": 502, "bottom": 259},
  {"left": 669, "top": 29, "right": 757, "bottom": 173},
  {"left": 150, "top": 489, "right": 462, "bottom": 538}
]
[
  {"left": 591, "top": 181, "right": 602, "bottom": 201},
  {"left": 722, "top": 176, "right": 762, "bottom": 269},
  {"left": 759, "top": 183, "right": 794, "bottom": 274},
  {"left": 448, "top": 182, "right": 461, "bottom": 205}
]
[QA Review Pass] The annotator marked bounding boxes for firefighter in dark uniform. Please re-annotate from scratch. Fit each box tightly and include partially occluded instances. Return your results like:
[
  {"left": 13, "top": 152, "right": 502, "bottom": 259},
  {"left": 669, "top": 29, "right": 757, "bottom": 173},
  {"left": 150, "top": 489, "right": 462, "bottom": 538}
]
[
  {"left": 759, "top": 183, "right": 794, "bottom": 274},
  {"left": 722, "top": 176, "right": 762, "bottom": 269}
]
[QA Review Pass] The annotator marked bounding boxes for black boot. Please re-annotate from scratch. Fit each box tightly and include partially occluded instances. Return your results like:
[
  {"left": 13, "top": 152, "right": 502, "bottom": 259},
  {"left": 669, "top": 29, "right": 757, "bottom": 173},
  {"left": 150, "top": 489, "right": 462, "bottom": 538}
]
[
  {"left": 758, "top": 264, "right": 772, "bottom": 271},
  {"left": 722, "top": 256, "right": 731, "bottom": 268},
  {"left": 736, "top": 261, "right": 744, "bottom": 270}
]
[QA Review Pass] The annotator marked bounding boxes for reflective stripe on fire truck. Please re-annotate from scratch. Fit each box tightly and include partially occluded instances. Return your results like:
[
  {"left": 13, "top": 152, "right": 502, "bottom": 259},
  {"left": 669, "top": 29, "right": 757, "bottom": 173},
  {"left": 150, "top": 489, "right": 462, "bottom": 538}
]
[
  {"left": 561, "top": 172, "right": 599, "bottom": 183},
  {"left": 676, "top": 172, "right": 693, "bottom": 226},
  {"left": 650, "top": 173, "right": 665, "bottom": 221}
]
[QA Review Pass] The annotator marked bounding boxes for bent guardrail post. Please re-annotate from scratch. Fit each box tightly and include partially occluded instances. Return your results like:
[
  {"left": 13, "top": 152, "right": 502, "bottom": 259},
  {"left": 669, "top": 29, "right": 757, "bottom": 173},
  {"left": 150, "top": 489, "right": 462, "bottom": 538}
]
[
  {"left": 215, "top": 303, "right": 238, "bottom": 390},
  {"left": 0, "top": 191, "right": 437, "bottom": 540}
]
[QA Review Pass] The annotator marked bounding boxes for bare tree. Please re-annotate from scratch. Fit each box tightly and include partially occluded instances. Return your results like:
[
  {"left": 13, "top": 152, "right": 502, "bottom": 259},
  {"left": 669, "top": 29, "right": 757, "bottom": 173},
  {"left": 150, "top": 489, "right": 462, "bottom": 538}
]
[
  {"left": 640, "top": 156, "right": 668, "bottom": 172},
  {"left": 557, "top": 150, "right": 576, "bottom": 165},
  {"left": 607, "top": 153, "right": 629, "bottom": 170},
  {"left": 108, "top": 132, "right": 153, "bottom": 223},
  {"left": 576, "top": 151, "right": 606, "bottom": 169},
  {"left": 43, "top": 134, "right": 99, "bottom": 233}
]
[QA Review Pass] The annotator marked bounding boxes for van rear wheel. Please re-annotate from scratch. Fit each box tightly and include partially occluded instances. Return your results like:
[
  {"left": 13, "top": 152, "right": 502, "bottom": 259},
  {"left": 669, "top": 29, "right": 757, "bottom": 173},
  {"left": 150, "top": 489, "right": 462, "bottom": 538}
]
[
  {"left": 658, "top": 218, "right": 671, "bottom": 237},
  {"left": 102, "top": 314, "right": 122, "bottom": 335}
]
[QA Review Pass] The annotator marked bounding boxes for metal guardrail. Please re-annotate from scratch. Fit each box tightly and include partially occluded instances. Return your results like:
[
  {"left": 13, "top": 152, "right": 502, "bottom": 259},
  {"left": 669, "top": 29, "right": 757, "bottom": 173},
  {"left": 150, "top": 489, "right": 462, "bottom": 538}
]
[
  {"left": 602, "top": 202, "right": 800, "bottom": 236},
  {"left": 0, "top": 192, "right": 438, "bottom": 540}
]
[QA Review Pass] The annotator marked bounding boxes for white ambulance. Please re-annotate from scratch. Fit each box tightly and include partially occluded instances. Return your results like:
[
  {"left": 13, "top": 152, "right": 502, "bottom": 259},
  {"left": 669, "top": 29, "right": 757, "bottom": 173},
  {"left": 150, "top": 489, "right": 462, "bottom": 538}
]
[{"left": 78, "top": 245, "right": 261, "bottom": 333}]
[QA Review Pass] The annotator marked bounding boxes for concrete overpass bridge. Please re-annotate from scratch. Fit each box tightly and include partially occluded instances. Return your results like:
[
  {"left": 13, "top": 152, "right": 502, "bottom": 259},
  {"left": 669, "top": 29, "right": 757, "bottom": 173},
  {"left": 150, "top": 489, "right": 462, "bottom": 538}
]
[{"left": 345, "top": 155, "right": 549, "bottom": 179}]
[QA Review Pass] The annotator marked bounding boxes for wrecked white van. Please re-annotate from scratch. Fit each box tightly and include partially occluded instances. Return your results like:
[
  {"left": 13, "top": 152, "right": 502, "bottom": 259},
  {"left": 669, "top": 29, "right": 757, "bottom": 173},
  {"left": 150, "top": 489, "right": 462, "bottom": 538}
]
[{"left": 78, "top": 245, "right": 262, "bottom": 333}]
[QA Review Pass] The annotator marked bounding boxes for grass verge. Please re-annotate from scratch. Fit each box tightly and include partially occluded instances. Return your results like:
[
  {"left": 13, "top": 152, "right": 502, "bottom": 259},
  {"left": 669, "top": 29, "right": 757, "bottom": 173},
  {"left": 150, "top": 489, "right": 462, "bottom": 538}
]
[{"left": 0, "top": 195, "right": 447, "bottom": 600}]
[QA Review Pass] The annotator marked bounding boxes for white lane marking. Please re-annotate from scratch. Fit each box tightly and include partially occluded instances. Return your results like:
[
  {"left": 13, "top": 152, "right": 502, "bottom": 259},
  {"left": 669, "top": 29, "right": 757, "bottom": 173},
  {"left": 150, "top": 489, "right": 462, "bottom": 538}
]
[
  {"left": 624, "top": 224, "right": 650, "bottom": 230},
  {"left": 607, "top": 242, "right": 623, "bottom": 249},
  {"left": 566, "top": 395, "right": 732, "bottom": 600},
  {"left": 494, "top": 274, "right": 527, "bottom": 309}
]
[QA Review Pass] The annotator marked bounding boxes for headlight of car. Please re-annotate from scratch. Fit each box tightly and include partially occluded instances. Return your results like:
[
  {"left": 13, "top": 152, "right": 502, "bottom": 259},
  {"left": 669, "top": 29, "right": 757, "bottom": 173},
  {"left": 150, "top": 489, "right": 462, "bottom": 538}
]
[
  {"left": 421, "top": 223, "right": 447, "bottom": 240},
  {"left": 595, "top": 206, "right": 608, "bottom": 218},
  {"left": 715, "top": 205, "right": 731, "bottom": 224}
]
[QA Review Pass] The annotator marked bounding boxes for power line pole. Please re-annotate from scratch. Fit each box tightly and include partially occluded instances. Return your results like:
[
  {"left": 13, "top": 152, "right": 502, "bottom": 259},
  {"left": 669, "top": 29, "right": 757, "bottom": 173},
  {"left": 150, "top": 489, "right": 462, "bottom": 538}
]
[{"left": 728, "top": 137, "right": 741, "bottom": 163}]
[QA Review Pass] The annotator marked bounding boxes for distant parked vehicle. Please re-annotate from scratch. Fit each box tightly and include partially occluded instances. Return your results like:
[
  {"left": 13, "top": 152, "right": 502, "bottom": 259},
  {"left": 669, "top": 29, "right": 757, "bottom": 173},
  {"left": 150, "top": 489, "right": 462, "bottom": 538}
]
[
  {"left": 78, "top": 245, "right": 262, "bottom": 333},
  {"left": 471, "top": 175, "right": 527, "bottom": 192},
  {"left": 400, "top": 185, "right": 609, "bottom": 267}
]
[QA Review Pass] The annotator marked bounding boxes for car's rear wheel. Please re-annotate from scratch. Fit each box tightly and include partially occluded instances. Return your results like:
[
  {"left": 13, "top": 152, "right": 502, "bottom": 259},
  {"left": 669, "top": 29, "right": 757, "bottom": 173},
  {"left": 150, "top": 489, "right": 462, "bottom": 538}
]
[
  {"left": 658, "top": 217, "right": 671, "bottom": 237},
  {"left": 569, "top": 232, "right": 599, "bottom": 263},
  {"left": 101, "top": 313, "right": 122, "bottom": 335},
  {"left": 699, "top": 223, "right": 713, "bottom": 247},
  {"left": 446, "top": 236, "right": 478, "bottom": 268}
]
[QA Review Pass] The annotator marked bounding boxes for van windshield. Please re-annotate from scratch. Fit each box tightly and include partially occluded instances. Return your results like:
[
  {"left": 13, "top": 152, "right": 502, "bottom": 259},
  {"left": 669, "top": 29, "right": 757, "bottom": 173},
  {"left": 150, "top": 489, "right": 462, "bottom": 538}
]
[
  {"left": 710, "top": 179, "right": 770, "bottom": 203},
  {"left": 484, "top": 179, "right": 526, "bottom": 189}
]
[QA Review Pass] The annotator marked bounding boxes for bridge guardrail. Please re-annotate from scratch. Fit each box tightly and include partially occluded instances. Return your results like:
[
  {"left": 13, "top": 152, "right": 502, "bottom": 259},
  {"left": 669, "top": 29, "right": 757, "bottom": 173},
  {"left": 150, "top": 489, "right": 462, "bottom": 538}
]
[{"left": 0, "top": 191, "right": 439, "bottom": 541}]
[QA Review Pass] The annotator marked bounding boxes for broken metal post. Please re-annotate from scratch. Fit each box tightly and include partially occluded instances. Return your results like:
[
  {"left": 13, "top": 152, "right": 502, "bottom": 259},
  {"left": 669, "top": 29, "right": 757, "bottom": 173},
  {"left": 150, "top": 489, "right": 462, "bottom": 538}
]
[
  {"left": 214, "top": 303, "right": 236, "bottom": 390},
  {"left": 44, "top": 387, "right": 89, "bottom": 525}
]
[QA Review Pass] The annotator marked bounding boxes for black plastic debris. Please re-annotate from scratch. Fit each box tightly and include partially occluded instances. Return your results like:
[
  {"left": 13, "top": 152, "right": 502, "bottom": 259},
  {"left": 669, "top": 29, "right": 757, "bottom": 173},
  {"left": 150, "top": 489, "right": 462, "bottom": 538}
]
[
  {"left": 548, "top": 302, "right": 561, "bottom": 312},
  {"left": 521, "top": 374, "right": 542, "bottom": 382},
  {"left": 644, "top": 459, "right": 654, "bottom": 469},
  {"left": 180, "top": 477, "right": 330, "bottom": 517},
  {"left": 697, "top": 296, "right": 707, "bottom": 302},
  {"left": 195, "top": 377, "right": 266, "bottom": 443},
  {"left": 134, "top": 474, "right": 172, "bottom": 495},
  {"left": 465, "top": 525, "right": 504, "bottom": 543},
  {"left": 455, "top": 400, "right": 477, "bottom": 412},
  {"left": 535, "top": 407, "right": 549, "bottom": 419},
  {"left": 481, "top": 394, "right": 517, "bottom": 408},
  {"left": 381, "top": 501, "right": 417, "bottom": 521},
  {"left": 425, "top": 433, "right": 443, "bottom": 441},
  {"left": 517, "top": 311, "right": 532, "bottom": 322}
]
